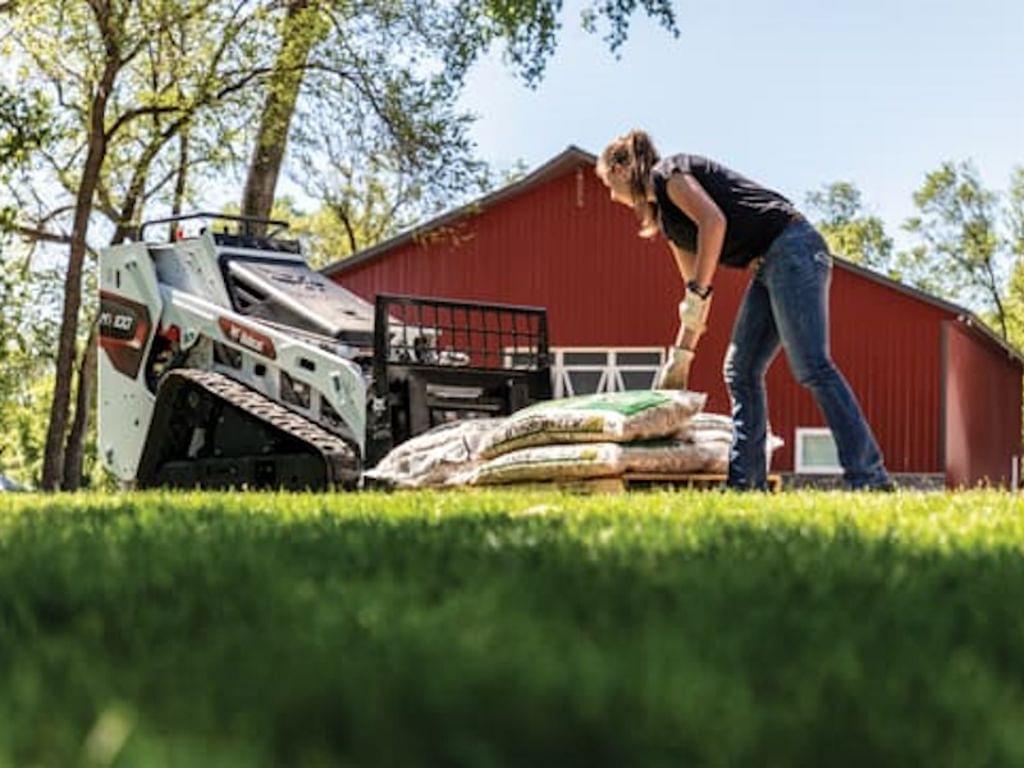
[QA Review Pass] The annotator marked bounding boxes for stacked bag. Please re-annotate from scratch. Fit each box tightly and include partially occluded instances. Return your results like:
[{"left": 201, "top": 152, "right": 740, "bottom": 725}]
[
  {"left": 471, "top": 390, "right": 709, "bottom": 484},
  {"left": 364, "top": 390, "right": 778, "bottom": 489}
]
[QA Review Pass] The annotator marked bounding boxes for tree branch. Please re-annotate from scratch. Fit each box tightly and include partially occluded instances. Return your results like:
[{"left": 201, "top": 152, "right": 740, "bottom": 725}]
[
  {"left": 142, "top": 166, "right": 179, "bottom": 203},
  {"left": 15, "top": 224, "right": 72, "bottom": 245},
  {"left": 104, "top": 105, "right": 182, "bottom": 140},
  {"left": 37, "top": 205, "right": 77, "bottom": 228},
  {"left": 103, "top": 63, "right": 277, "bottom": 143},
  {"left": 93, "top": 177, "right": 120, "bottom": 222}
]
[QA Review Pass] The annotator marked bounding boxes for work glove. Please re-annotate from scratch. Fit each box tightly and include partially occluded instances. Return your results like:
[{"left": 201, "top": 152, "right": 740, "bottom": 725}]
[
  {"left": 678, "top": 289, "right": 712, "bottom": 335},
  {"left": 655, "top": 346, "right": 695, "bottom": 390}
]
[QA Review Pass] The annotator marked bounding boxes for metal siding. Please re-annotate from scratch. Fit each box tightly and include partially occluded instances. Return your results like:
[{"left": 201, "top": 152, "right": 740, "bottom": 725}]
[
  {"left": 944, "top": 321, "right": 1023, "bottom": 487},
  {"left": 336, "top": 163, "right": 967, "bottom": 474}
]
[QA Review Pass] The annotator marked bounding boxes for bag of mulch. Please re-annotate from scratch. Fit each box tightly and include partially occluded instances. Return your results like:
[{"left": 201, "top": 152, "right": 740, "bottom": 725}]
[
  {"left": 676, "top": 412, "right": 733, "bottom": 440},
  {"left": 364, "top": 417, "right": 504, "bottom": 489},
  {"left": 479, "top": 390, "right": 706, "bottom": 459},
  {"left": 677, "top": 422, "right": 784, "bottom": 474},
  {"left": 469, "top": 433, "right": 784, "bottom": 486},
  {"left": 621, "top": 439, "right": 722, "bottom": 474},
  {"left": 470, "top": 443, "right": 626, "bottom": 485}
]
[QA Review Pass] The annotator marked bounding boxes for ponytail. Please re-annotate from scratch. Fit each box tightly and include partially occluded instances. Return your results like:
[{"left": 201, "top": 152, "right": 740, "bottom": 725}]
[{"left": 596, "top": 129, "right": 661, "bottom": 238}]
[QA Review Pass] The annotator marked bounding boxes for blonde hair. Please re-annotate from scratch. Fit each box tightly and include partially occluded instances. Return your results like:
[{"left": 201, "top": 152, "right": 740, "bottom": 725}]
[{"left": 596, "top": 129, "right": 660, "bottom": 238}]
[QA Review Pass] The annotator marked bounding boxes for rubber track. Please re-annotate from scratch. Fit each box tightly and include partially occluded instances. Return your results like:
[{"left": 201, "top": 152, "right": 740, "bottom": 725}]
[{"left": 163, "top": 368, "right": 359, "bottom": 488}]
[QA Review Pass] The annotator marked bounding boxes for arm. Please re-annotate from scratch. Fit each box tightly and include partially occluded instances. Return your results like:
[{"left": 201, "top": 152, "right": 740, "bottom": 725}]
[
  {"left": 667, "top": 239, "right": 696, "bottom": 284},
  {"left": 665, "top": 173, "right": 726, "bottom": 352},
  {"left": 664, "top": 173, "right": 726, "bottom": 291},
  {"left": 665, "top": 240, "right": 703, "bottom": 351}
]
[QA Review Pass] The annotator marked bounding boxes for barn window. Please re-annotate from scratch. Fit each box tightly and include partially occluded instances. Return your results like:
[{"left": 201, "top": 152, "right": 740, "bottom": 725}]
[
  {"left": 794, "top": 428, "right": 841, "bottom": 474},
  {"left": 547, "top": 348, "right": 665, "bottom": 398}
]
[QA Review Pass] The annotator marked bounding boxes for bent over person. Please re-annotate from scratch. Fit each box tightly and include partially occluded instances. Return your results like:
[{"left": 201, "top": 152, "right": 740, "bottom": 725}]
[{"left": 595, "top": 129, "right": 893, "bottom": 491}]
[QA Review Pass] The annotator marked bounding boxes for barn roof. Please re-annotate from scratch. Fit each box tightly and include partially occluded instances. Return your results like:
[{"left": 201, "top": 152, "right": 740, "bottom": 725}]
[
  {"left": 322, "top": 145, "right": 1023, "bottom": 365},
  {"left": 322, "top": 145, "right": 596, "bottom": 277}
]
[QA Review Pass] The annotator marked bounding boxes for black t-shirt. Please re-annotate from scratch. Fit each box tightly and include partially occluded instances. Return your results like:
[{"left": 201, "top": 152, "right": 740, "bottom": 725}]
[{"left": 651, "top": 154, "right": 800, "bottom": 268}]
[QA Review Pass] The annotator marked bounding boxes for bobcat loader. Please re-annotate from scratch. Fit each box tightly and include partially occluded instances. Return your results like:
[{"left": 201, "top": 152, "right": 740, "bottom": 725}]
[{"left": 98, "top": 212, "right": 551, "bottom": 490}]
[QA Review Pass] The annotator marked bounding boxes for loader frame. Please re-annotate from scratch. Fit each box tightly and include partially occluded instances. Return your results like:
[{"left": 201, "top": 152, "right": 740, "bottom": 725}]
[{"left": 367, "top": 293, "right": 551, "bottom": 467}]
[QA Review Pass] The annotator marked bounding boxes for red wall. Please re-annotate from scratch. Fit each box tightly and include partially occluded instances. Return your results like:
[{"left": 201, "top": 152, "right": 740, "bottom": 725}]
[
  {"left": 335, "top": 161, "right": 976, "bottom": 475},
  {"left": 945, "top": 321, "right": 1023, "bottom": 487}
]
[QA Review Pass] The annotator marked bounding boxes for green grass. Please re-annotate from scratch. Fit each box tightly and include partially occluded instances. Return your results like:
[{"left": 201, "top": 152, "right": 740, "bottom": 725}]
[{"left": 2, "top": 490, "right": 1024, "bottom": 767}]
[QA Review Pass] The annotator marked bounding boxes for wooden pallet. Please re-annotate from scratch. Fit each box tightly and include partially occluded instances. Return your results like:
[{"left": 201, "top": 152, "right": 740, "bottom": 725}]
[{"left": 503, "top": 472, "right": 783, "bottom": 494}]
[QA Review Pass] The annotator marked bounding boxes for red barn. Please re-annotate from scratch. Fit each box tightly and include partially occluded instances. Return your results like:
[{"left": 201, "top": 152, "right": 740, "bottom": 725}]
[{"left": 325, "top": 147, "right": 1023, "bottom": 488}]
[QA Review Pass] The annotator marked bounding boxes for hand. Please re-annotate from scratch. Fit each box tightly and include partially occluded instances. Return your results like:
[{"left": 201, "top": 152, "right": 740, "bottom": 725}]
[
  {"left": 678, "top": 288, "right": 712, "bottom": 334},
  {"left": 655, "top": 346, "right": 695, "bottom": 390}
]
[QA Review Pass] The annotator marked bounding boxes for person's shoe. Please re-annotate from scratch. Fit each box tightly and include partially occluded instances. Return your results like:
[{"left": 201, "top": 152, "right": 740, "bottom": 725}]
[
  {"left": 845, "top": 478, "right": 896, "bottom": 492},
  {"left": 866, "top": 480, "right": 897, "bottom": 493}
]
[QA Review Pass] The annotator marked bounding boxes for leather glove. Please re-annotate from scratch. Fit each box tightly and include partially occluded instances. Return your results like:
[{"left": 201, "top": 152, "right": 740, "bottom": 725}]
[
  {"left": 678, "top": 289, "right": 712, "bottom": 334},
  {"left": 655, "top": 346, "right": 695, "bottom": 390}
]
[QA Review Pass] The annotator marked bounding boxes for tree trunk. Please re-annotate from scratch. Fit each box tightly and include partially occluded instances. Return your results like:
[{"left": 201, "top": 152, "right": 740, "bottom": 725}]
[
  {"left": 62, "top": 318, "right": 98, "bottom": 490},
  {"left": 331, "top": 202, "right": 360, "bottom": 254},
  {"left": 170, "top": 128, "right": 190, "bottom": 239},
  {"left": 41, "top": 60, "right": 118, "bottom": 490},
  {"left": 240, "top": 0, "right": 318, "bottom": 232}
]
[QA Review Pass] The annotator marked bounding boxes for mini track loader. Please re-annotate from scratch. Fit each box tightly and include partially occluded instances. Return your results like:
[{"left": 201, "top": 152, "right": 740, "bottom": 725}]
[{"left": 98, "top": 212, "right": 551, "bottom": 490}]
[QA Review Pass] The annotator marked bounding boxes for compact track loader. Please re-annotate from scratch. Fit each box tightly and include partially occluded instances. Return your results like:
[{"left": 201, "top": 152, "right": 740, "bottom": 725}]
[{"left": 98, "top": 212, "right": 551, "bottom": 490}]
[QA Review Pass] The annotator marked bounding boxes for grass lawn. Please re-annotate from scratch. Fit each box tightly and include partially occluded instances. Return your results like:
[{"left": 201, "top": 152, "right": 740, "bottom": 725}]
[{"left": 1, "top": 489, "right": 1023, "bottom": 766}]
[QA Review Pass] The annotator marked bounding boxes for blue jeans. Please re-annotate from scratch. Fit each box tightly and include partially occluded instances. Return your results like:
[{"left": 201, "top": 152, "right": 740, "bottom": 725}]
[{"left": 723, "top": 218, "right": 890, "bottom": 490}]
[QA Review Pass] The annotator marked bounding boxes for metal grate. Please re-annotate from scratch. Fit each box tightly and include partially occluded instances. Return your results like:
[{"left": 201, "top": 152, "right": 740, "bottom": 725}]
[{"left": 374, "top": 293, "right": 549, "bottom": 372}]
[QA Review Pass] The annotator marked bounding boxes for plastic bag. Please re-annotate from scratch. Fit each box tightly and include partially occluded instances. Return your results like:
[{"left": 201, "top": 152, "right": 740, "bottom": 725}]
[
  {"left": 471, "top": 443, "right": 626, "bottom": 485},
  {"left": 480, "top": 390, "right": 706, "bottom": 458},
  {"left": 622, "top": 439, "right": 721, "bottom": 474},
  {"left": 364, "top": 417, "right": 504, "bottom": 488}
]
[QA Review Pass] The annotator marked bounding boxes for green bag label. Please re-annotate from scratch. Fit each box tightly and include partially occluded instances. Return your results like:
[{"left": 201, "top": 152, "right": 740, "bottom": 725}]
[{"left": 519, "top": 391, "right": 670, "bottom": 418}]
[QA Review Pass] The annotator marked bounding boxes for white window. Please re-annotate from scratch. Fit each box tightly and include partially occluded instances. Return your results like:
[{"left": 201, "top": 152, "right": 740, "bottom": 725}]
[
  {"left": 549, "top": 348, "right": 665, "bottom": 398},
  {"left": 795, "top": 428, "right": 842, "bottom": 474}
]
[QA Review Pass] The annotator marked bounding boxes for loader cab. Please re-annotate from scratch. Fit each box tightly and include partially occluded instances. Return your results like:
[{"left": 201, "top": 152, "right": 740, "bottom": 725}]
[
  {"left": 141, "top": 212, "right": 377, "bottom": 349},
  {"left": 215, "top": 245, "right": 376, "bottom": 348}
]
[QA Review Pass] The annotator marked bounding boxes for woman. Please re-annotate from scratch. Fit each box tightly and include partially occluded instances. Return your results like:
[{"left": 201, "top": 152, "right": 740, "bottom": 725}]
[{"left": 596, "top": 130, "right": 892, "bottom": 491}]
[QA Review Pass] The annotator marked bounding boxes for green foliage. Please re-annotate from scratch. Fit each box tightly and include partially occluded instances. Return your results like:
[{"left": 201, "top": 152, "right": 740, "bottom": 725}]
[
  {"left": 0, "top": 374, "right": 53, "bottom": 488},
  {"left": 288, "top": 153, "right": 525, "bottom": 267},
  {"left": 0, "top": 241, "right": 61, "bottom": 488},
  {"left": 806, "top": 181, "right": 894, "bottom": 273},
  {"left": 1005, "top": 170, "right": 1024, "bottom": 350},
  {"left": 0, "top": 83, "right": 52, "bottom": 230},
  {"left": 4, "top": 0, "right": 279, "bottom": 241},
  {"left": 277, "top": 0, "right": 678, "bottom": 262},
  {"left": 809, "top": 165, "right": 1024, "bottom": 351},
  {"left": 2, "top": 490, "right": 1024, "bottom": 765},
  {"left": 1009, "top": 168, "right": 1024, "bottom": 258},
  {"left": 0, "top": 84, "right": 52, "bottom": 172},
  {"left": 899, "top": 161, "right": 1011, "bottom": 338},
  {"left": 446, "top": 0, "right": 678, "bottom": 85}
]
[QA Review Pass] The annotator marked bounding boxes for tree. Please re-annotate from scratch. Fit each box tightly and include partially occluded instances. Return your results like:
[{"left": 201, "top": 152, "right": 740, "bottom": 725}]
[
  {"left": 4, "top": 0, "right": 679, "bottom": 489},
  {"left": 5, "top": 0, "right": 279, "bottom": 488},
  {"left": 240, "top": 0, "right": 680, "bottom": 226},
  {"left": 288, "top": 88, "right": 489, "bottom": 264},
  {"left": 806, "top": 181, "right": 894, "bottom": 273},
  {"left": 0, "top": 84, "right": 60, "bottom": 486},
  {"left": 1002, "top": 168, "right": 1024, "bottom": 349},
  {"left": 285, "top": 157, "right": 527, "bottom": 268},
  {"left": 241, "top": 0, "right": 326, "bottom": 227},
  {"left": 899, "top": 161, "right": 1010, "bottom": 339},
  {"left": 0, "top": 240, "right": 62, "bottom": 487}
]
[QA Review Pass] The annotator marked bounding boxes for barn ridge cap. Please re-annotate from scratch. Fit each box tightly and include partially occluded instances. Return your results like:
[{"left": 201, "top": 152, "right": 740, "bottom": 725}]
[{"left": 321, "top": 145, "right": 596, "bottom": 277}]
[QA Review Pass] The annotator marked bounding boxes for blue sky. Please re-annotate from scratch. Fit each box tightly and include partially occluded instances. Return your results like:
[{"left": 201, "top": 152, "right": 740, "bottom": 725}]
[{"left": 456, "top": 0, "right": 1023, "bottom": 248}]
